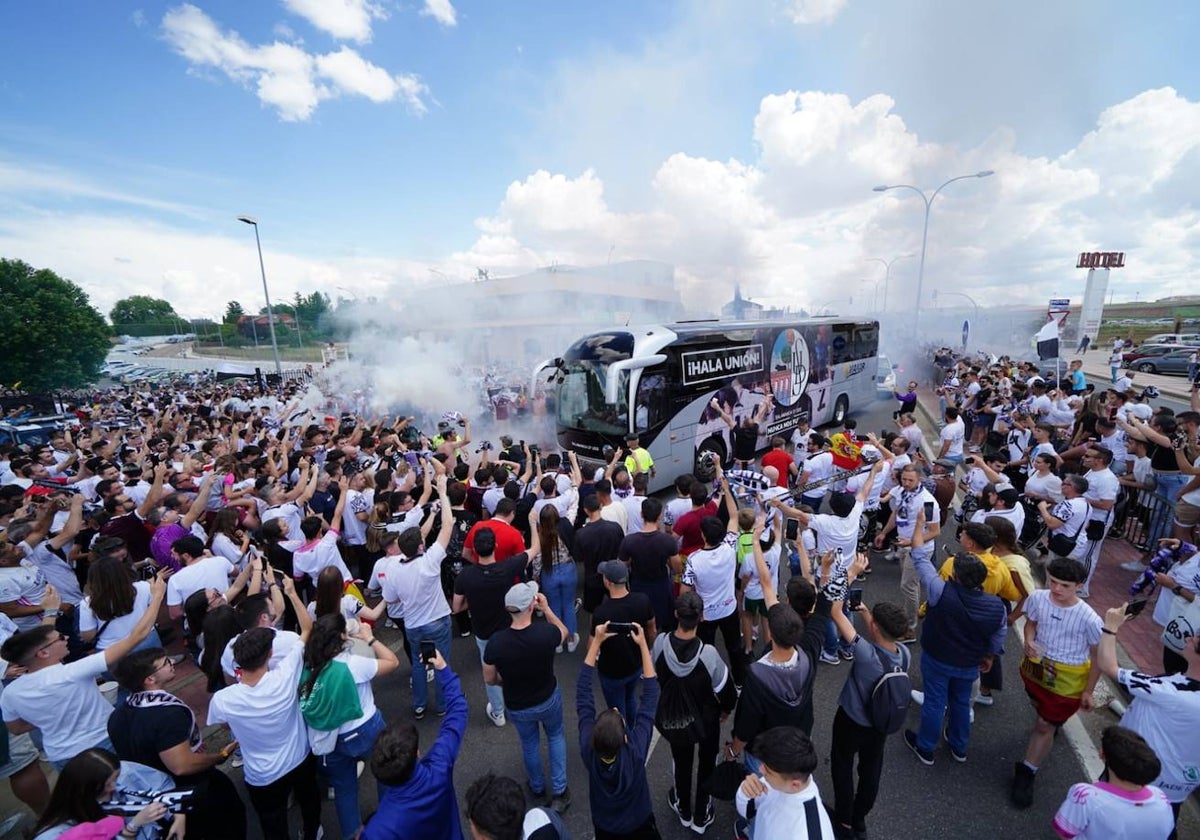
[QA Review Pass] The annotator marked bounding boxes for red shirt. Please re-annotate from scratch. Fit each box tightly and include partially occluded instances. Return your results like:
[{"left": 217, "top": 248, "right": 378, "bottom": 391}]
[
  {"left": 673, "top": 501, "right": 717, "bottom": 557},
  {"left": 464, "top": 518, "right": 527, "bottom": 561},
  {"left": 761, "top": 449, "right": 793, "bottom": 486}
]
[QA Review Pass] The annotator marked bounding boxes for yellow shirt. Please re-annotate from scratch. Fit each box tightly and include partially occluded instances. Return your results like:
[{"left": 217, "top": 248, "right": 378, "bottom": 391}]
[
  {"left": 996, "top": 552, "right": 1035, "bottom": 604},
  {"left": 938, "top": 549, "right": 1022, "bottom": 603},
  {"left": 624, "top": 447, "right": 654, "bottom": 475}
]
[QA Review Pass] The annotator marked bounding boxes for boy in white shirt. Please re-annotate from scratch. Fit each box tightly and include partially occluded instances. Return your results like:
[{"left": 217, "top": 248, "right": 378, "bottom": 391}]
[{"left": 735, "top": 726, "right": 835, "bottom": 840}]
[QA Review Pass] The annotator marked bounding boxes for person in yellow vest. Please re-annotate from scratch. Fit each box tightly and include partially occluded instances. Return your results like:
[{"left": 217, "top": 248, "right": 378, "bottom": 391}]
[{"left": 623, "top": 433, "right": 654, "bottom": 479}]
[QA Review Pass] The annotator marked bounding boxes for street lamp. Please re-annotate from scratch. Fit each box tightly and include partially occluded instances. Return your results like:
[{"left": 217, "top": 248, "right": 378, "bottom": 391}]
[
  {"left": 236, "top": 215, "right": 283, "bottom": 378},
  {"left": 865, "top": 254, "right": 914, "bottom": 313},
  {"left": 932, "top": 288, "right": 980, "bottom": 321},
  {"left": 872, "top": 170, "right": 994, "bottom": 338}
]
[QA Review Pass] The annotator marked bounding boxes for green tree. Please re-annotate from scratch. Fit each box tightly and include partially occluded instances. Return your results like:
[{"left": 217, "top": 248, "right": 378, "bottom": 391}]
[
  {"left": 110, "top": 294, "right": 176, "bottom": 325},
  {"left": 0, "top": 259, "right": 111, "bottom": 390},
  {"left": 223, "top": 300, "right": 245, "bottom": 324}
]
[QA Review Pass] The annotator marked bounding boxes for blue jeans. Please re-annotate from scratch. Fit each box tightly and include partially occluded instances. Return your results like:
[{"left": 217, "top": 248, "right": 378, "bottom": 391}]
[
  {"left": 1149, "top": 473, "right": 1187, "bottom": 544},
  {"left": 597, "top": 670, "right": 641, "bottom": 720},
  {"left": 407, "top": 615, "right": 452, "bottom": 713},
  {"left": 824, "top": 611, "right": 854, "bottom": 657},
  {"left": 319, "top": 710, "right": 385, "bottom": 837},
  {"left": 942, "top": 454, "right": 963, "bottom": 466},
  {"left": 540, "top": 561, "right": 577, "bottom": 638},
  {"left": 507, "top": 687, "right": 568, "bottom": 796},
  {"left": 476, "top": 635, "right": 506, "bottom": 716},
  {"left": 916, "top": 653, "right": 978, "bottom": 756}
]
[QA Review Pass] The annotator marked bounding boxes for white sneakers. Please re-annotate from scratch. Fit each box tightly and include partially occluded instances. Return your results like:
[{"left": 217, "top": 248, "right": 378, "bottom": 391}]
[
  {"left": 487, "top": 702, "right": 506, "bottom": 727},
  {"left": 566, "top": 634, "right": 580, "bottom": 653}
]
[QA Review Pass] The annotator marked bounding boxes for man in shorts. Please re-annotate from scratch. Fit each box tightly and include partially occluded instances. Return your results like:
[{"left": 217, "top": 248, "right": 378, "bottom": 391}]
[{"left": 1011, "top": 557, "right": 1103, "bottom": 809}]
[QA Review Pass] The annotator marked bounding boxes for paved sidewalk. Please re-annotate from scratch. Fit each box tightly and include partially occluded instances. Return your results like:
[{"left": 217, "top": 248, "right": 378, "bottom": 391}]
[{"left": 1077, "top": 351, "right": 1194, "bottom": 402}]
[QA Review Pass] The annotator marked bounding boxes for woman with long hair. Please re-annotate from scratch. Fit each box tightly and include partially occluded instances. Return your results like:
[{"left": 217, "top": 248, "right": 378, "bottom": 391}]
[
  {"left": 208, "top": 507, "right": 251, "bottom": 568},
  {"left": 78, "top": 557, "right": 161, "bottom": 653},
  {"left": 197, "top": 604, "right": 241, "bottom": 693},
  {"left": 31, "top": 748, "right": 181, "bottom": 840},
  {"left": 977, "top": 515, "right": 1035, "bottom": 707},
  {"left": 179, "top": 560, "right": 263, "bottom": 660},
  {"left": 536, "top": 504, "right": 577, "bottom": 651},
  {"left": 259, "top": 517, "right": 300, "bottom": 579},
  {"left": 363, "top": 499, "right": 392, "bottom": 560},
  {"left": 309, "top": 565, "right": 385, "bottom": 625},
  {"left": 299, "top": 613, "right": 399, "bottom": 838}
]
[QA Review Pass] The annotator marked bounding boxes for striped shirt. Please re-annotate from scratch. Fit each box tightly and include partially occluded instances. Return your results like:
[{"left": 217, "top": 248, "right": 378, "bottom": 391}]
[{"left": 1024, "top": 590, "right": 1103, "bottom": 665}]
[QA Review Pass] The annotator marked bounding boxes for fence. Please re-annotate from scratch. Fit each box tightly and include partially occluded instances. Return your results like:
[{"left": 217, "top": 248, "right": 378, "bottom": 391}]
[{"left": 1109, "top": 484, "right": 1177, "bottom": 550}]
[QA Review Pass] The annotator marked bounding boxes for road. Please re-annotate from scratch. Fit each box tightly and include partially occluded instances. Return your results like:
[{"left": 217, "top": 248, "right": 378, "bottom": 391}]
[{"left": 284, "top": 395, "right": 1095, "bottom": 840}]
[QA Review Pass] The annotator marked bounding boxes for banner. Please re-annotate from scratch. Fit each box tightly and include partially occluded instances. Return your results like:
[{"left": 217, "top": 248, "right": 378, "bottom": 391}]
[
  {"left": 1034, "top": 319, "right": 1060, "bottom": 361},
  {"left": 1079, "top": 269, "right": 1110, "bottom": 350}
]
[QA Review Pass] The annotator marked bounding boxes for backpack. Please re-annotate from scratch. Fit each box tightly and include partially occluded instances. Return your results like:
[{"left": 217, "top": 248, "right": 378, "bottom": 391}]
[
  {"left": 867, "top": 644, "right": 912, "bottom": 734},
  {"left": 656, "top": 669, "right": 708, "bottom": 742}
]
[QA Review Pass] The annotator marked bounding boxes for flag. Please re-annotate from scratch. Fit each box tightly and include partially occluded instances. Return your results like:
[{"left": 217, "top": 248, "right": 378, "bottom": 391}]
[{"left": 1034, "top": 319, "right": 1059, "bottom": 361}]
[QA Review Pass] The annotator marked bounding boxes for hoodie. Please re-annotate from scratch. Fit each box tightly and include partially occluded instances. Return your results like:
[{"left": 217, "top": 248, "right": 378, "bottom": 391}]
[
  {"left": 576, "top": 663, "right": 658, "bottom": 834},
  {"left": 651, "top": 632, "right": 738, "bottom": 733}
]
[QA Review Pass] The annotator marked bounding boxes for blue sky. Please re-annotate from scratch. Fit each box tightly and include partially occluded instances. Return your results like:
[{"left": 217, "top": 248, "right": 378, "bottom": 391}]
[{"left": 1, "top": 1, "right": 1198, "bottom": 323}]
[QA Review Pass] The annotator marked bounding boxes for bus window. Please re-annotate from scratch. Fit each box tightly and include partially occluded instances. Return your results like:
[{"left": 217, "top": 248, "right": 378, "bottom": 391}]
[
  {"left": 634, "top": 372, "right": 669, "bottom": 433},
  {"left": 557, "top": 361, "right": 628, "bottom": 434}
]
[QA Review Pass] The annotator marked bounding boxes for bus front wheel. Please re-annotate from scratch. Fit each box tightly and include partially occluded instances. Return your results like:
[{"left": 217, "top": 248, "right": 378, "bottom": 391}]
[
  {"left": 695, "top": 439, "right": 726, "bottom": 482},
  {"left": 832, "top": 395, "right": 849, "bottom": 426}
]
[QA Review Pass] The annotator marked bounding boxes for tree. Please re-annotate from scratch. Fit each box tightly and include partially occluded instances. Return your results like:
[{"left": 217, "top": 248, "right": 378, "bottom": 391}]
[
  {"left": 223, "top": 300, "right": 245, "bottom": 324},
  {"left": 110, "top": 295, "right": 176, "bottom": 326},
  {"left": 0, "top": 259, "right": 111, "bottom": 391}
]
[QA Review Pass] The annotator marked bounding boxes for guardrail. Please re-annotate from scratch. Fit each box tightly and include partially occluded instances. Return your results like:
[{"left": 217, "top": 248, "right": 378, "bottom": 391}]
[{"left": 1109, "top": 484, "right": 1176, "bottom": 549}]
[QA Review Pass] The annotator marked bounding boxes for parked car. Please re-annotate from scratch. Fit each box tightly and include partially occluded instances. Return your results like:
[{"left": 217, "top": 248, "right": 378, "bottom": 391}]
[
  {"left": 1143, "top": 333, "right": 1200, "bottom": 346},
  {"left": 1123, "top": 347, "right": 1195, "bottom": 375},
  {"left": 1122, "top": 344, "right": 1180, "bottom": 363}
]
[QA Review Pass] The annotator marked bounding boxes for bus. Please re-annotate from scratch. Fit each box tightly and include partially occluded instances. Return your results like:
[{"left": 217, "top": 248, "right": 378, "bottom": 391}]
[{"left": 537, "top": 318, "right": 881, "bottom": 492}]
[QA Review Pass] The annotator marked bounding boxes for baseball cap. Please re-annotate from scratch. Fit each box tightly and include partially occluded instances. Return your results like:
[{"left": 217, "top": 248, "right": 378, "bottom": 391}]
[
  {"left": 933, "top": 458, "right": 958, "bottom": 470},
  {"left": 504, "top": 582, "right": 539, "bottom": 613},
  {"left": 598, "top": 559, "right": 629, "bottom": 584}
]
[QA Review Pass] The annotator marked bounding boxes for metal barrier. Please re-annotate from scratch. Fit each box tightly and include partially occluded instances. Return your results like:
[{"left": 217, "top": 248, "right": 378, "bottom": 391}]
[{"left": 1109, "top": 484, "right": 1177, "bottom": 549}]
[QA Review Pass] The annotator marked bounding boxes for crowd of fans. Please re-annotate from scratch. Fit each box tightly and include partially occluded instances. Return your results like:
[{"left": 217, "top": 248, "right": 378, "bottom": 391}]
[{"left": 0, "top": 362, "right": 1194, "bottom": 840}]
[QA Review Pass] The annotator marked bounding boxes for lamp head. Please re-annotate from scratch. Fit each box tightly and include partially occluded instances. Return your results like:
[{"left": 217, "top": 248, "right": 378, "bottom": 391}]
[
  {"left": 236, "top": 215, "right": 258, "bottom": 226},
  {"left": 975, "top": 170, "right": 994, "bottom": 178},
  {"left": 872, "top": 185, "right": 889, "bottom": 192}
]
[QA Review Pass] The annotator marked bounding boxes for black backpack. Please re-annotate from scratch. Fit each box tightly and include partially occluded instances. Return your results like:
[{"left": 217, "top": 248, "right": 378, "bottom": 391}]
[{"left": 867, "top": 645, "right": 912, "bottom": 734}]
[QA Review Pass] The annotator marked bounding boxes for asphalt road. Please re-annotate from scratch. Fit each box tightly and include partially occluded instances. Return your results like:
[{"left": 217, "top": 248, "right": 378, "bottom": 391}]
[{"left": 229, "top": 395, "right": 1097, "bottom": 840}]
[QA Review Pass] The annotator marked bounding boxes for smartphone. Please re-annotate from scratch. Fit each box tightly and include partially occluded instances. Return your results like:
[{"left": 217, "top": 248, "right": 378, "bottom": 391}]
[
  {"left": 419, "top": 640, "right": 437, "bottom": 664},
  {"left": 607, "top": 622, "right": 637, "bottom": 635},
  {"left": 923, "top": 501, "right": 936, "bottom": 520},
  {"left": 848, "top": 588, "right": 864, "bottom": 610},
  {"left": 1124, "top": 599, "right": 1148, "bottom": 618}
]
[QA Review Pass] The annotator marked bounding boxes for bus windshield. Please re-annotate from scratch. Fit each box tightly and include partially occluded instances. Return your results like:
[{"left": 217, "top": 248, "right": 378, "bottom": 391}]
[{"left": 557, "top": 360, "right": 629, "bottom": 434}]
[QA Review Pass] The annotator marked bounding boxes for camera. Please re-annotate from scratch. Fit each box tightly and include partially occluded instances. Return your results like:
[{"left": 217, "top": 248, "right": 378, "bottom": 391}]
[{"left": 475, "top": 441, "right": 494, "bottom": 453}]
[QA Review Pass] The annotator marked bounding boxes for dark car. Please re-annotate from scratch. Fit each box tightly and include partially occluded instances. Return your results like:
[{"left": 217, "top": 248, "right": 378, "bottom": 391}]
[
  {"left": 1121, "top": 343, "right": 1179, "bottom": 363},
  {"left": 1123, "top": 347, "right": 1195, "bottom": 375}
]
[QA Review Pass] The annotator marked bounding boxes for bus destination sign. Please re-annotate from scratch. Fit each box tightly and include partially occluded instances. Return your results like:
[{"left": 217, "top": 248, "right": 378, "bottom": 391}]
[{"left": 681, "top": 344, "right": 765, "bottom": 386}]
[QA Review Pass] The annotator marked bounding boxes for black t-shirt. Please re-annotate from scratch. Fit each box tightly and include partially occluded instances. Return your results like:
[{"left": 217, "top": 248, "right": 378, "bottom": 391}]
[
  {"left": 573, "top": 520, "right": 626, "bottom": 576},
  {"left": 108, "top": 702, "right": 206, "bottom": 789},
  {"left": 453, "top": 553, "right": 531, "bottom": 639},
  {"left": 733, "top": 424, "right": 759, "bottom": 461},
  {"left": 484, "top": 622, "right": 561, "bottom": 710},
  {"left": 591, "top": 592, "right": 654, "bottom": 678},
  {"left": 619, "top": 531, "right": 677, "bottom": 583}
]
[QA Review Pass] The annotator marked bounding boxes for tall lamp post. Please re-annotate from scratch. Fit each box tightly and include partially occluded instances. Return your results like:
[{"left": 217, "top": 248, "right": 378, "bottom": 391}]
[
  {"left": 872, "top": 170, "right": 994, "bottom": 338},
  {"left": 236, "top": 215, "right": 283, "bottom": 378},
  {"left": 865, "top": 254, "right": 914, "bottom": 313}
]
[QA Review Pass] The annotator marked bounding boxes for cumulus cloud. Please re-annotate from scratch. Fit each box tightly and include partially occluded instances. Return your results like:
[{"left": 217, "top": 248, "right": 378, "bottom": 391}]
[
  {"left": 420, "top": 0, "right": 457, "bottom": 28},
  {"left": 785, "top": 0, "right": 848, "bottom": 26},
  {"left": 282, "top": 0, "right": 385, "bottom": 43},
  {"left": 161, "top": 4, "right": 428, "bottom": 121}
]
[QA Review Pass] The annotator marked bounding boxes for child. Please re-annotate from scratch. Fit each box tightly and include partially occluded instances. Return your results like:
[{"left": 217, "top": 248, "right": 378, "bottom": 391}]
[
  {"left": 1052, "top": 725, "right": 1174, "bottom": 839},
  {"left": 735, "top": 726, "right": 835, "bottom": 839}
]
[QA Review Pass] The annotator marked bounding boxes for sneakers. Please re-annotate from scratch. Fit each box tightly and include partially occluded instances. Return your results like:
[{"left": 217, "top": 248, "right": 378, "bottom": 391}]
[
  {"left": 1011, "top": 762, "right": 1036, "bottom": 808},
  {"left": 903, "top": 729, "right": 934, "bottom": 766},
  {"left": 486, "top": 702, "right": 506, "bottom": 727},
  {"left": 950, "top": 745, "right": 967, "bottom": 763},
  {"left": 734, "top": 816, "right": 751, "bottom": 840},
  {"left": 574, "top": 597, "right": 582, "bottom": 613},
  {"left": 549, "top": 787, "right": 571, "bottom": 814},
  {"left": 911, "top": 690, "right": 924, "bottom": 705},
  {"left": 839, "top": 647, "right": 855, "bottom": 661},
  {"left": 414, "top": 707, "right": 426, "bottom": 720},
  {"left": 974, "top": 693, "right": 995, "bottom": 706},
  {"left": 820, "top": 651, "right": 841, "bottom": 665},
  {"left": 690, "top": 801, "right": 714, "bottom": 834},
  {"left": 229, "top": 748, "right": 243, "bottom": 768},
  {"left": 566, "top": 634, "right": 580, "bottom": 653},
  {"left": 1119, "top": 560, "right": 1148, "bottom": 572},
  {"left": 526, "top": 783, "right": 547, "bottom": 806},
  {"left": 667, "top": 787, "right": 692, "bottom": 829}
]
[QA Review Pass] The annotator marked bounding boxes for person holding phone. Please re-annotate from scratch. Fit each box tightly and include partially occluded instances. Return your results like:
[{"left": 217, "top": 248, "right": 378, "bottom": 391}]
[
  {"left": 589, "top": 560, "right": 655, "bottom": 720},
  {"left": 872, "top": 464, "right": 940, "bottom": 643}
]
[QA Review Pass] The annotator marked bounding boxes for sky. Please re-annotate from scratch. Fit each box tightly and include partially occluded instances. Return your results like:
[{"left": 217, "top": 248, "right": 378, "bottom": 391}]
[{"left": 1, "top": 0, "right": 1198, "bottom": 325}]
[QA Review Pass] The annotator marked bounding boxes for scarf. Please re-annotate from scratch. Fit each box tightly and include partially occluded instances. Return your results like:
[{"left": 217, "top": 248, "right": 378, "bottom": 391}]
[{"left": 127, "top": 690, "right": 203, "bottom": 752}]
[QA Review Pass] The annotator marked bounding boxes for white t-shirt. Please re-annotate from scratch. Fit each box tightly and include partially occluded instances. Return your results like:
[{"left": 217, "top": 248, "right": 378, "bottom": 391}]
[
  {"left": 1005, "top": 427, "right": 1032, "bottom": 463},
  {"left": 799, "top": 451, "right": 834, "bottom": 492},
  {"left": 221, "top": 629, "right": 305, "bottom": 679},
  {"left": 1052, "top": 781, "right": 1173, "bottom": 839},
  {"left": 939, "top": 419, "right": 965, "bottom": 458},
  {"left": 380, "top": 543, "right": 450, "bottom": 630},
  {"left": 735, "top": 777, "right": 834, "bottom": 840},
  {"left": 1181, "top": 457, "right": 1200, "bottom": 506},
  {"left": 367, "top": 556, "right": 405, "bottom": 621},
  {"left": 292, "top": 531, "right": 352, "bottom": 582},
  {"left": 619, "top": 495, "right": 645, "bottom": 535},
  {"left": 809, "top": 500, "right": 864, "bottom": 559},
  {"left": 166, "top": 556, "right": 234, "bottom": 608},
  {"left": 332, "top": 652, "right": 378, "bottom": 733},
  {"left": 1084, "top": 468, "right": 1119, "bottom": 523},
  {"left": 0, "top": 560, "right": 48, "bottom": 631},
  {"left": 1023, "top": 472, "right": 1063, "bottom": 503},
  {"left": 1152, "top": 551, "right": 1200, "bottom": 629},
  {"left": 1113, "top": 374, "right": 1133, "bottom": 393},
  {"left": 1117, "top": 669, "right": 1200, "bottom": 804},
  {"left": 681, "top": 532, "right": 738, "bottom": 621},
  {"left": 739, "top": 543, "right": 780, "bottom": 601},
  {"left": 970, "top": 504, "right": 1025, "bottom": 537},
  {"left": 899, "top": 425, "right": 924, "bottom": 455},
  {"left": 599, "top": 501, "right": 628, "bottom": 531},
  {"left": 208, "top": 644, "right": 309, "bottom": 787},
  {"left": 889, "top": 487, "right": 936, "bottom": 540},
  {"left": 1, "top": 652, "right": 112, "bottom": 763},
  {"left": 1028, "top": 394, "right": 1053, "bottom": 418},
  {"left": 22, "top": 542, "right": 83, "bottom": 607},
  {"left": 341, "top": 489, "right": 371, "bottom": 546},
  {"left": 1024, "top": 590, "right": 1103, "bottom": 666},
  {"left": 78, "top": 581, "right": 153, "bottom": 650},
  {"left": 307, "top": 595, "right": 363, "bottom": 623},
  {"left": 261, "top": 502, "right": 304, "bottom": 541},
  {"left": 211, "top": 533, "right": 247, "bottom": 568},
  {"left": 663, "top": 497, "right": 693, "bottom": 530},
  {"left": 961, "top": 467, "right": 990, "bottom": 496},
  {"left": 1047, "top": 498, "right": 1089, "bottom": 557}
]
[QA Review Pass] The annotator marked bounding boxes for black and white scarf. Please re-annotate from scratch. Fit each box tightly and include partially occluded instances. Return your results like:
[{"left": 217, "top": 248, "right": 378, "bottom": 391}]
[{"left": 126, "top": 690, "right": 203, "bottom": 752}]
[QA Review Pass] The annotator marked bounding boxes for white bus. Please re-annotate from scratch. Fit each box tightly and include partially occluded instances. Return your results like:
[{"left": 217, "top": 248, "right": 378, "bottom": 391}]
[{"left": 538, "top": 318, "right": 881, "bottom": 492}]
